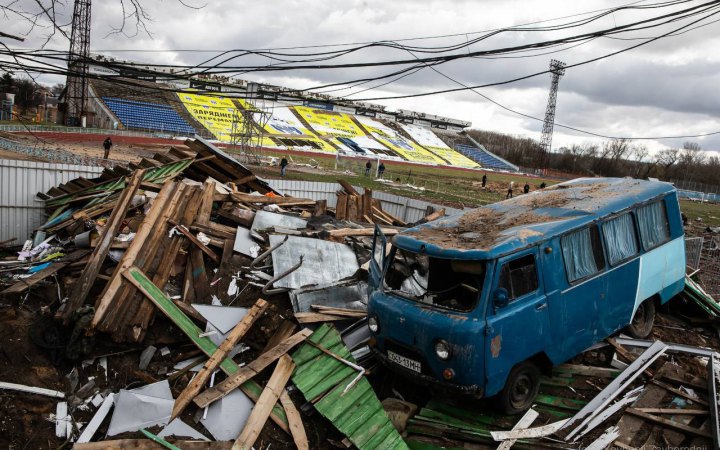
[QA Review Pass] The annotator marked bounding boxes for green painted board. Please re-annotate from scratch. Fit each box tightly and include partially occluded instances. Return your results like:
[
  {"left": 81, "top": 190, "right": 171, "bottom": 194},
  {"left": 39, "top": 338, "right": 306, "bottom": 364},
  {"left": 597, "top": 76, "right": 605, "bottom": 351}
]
[{"left": 124, "top": 266, "right": 289, "bottom": 427}]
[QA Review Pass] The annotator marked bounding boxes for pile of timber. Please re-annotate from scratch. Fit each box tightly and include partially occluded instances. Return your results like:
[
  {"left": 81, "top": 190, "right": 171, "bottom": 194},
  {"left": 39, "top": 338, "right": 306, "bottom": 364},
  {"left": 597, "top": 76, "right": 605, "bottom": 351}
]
[{"left": 334, "top": 179, "right": 407, "bottom": 226}]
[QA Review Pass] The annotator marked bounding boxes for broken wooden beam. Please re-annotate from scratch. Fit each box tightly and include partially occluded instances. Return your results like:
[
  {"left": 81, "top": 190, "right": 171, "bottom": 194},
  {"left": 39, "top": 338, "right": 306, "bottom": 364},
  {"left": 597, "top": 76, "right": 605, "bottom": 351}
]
[
  {"left": 194, "top": 329, "right": 312, "bottom": 408},
  {"left": 1, "top": 250, "right": 89, "bottom": 296},
  {"left": 63, "top": 170, "right": 145, "bottom": 320},
  {"left": 232, "top": 355, "right": 295, "bottom": 450},
  {"left": 168, "top": 220, "right": 220, "bottom": 264},
  {"left": 337, "top": 179, "right": 360, "bottom": 197},
  {"left": 121, "top": 265, "right": 290, "bottom": 433},
  {"left": 171, "top": 299, "right": 269, "bottom": 419},
  {"left": 625, "top": 407, "right": 712, "bottom": 438},
  {"left": 230, "top": 192, "right": 315, "bottom": 205}
]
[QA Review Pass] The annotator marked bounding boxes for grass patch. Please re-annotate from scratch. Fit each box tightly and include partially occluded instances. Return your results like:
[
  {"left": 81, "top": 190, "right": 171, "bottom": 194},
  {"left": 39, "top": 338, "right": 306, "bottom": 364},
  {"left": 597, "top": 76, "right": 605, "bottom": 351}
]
[{"left": 680, "top": 200, "right": 720, "bottom": 227}]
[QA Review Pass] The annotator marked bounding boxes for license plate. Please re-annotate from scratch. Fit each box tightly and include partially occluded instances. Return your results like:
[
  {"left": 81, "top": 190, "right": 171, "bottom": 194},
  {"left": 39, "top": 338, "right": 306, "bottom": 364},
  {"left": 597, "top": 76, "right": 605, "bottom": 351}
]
[{"left": 387, "top": 350, "right": 421, "bottom": 373}]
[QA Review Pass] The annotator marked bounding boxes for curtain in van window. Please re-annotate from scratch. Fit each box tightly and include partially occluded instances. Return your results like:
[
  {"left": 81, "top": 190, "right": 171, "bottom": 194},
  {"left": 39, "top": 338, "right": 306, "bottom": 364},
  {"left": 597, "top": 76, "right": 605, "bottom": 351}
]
[
  {"left": 561, "top": 227, "right": 598, "bottom": 282},
  {"left": 637, "top": 201, "right": 670, "bottom": 249},
  {"left": 602, "top": 213, "right": 639, "bottom": 265}
]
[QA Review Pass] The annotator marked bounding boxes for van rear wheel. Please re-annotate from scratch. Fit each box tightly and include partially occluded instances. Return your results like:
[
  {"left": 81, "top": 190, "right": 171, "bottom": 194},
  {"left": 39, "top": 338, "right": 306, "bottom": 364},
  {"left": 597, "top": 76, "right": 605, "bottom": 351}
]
[
  {"left": 626, "top": 300, "right": 655, "bottom": 339},
  {"left": 495, "top": 361, "right": 540, "bottom": 415}
]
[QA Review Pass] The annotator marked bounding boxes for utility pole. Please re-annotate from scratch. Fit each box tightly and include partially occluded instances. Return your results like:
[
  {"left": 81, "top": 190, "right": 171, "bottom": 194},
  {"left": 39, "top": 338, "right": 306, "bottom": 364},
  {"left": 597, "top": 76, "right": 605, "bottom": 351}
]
[
  {"left": 65, "top": 0, "right": 92, "bottom": 127},
  {"left": 539, "top": 59, "right": 566, "bottom": 171}
]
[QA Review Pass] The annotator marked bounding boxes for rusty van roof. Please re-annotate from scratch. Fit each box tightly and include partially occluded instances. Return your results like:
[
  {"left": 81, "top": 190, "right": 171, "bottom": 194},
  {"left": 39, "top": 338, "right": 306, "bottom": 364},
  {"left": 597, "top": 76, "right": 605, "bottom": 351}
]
[{"left": 392, "top": 177, "right": 676, "bottom": 259}]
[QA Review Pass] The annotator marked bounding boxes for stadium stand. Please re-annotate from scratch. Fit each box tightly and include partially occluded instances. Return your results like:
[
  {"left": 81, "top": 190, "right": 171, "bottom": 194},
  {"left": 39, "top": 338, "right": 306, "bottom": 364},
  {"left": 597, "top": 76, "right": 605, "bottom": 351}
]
[
  {"left": 102, "top": 97, "right": 196, "bottom": 134},
  {"left": 456, "top": 144, "right": 518, "bottom": 171}
]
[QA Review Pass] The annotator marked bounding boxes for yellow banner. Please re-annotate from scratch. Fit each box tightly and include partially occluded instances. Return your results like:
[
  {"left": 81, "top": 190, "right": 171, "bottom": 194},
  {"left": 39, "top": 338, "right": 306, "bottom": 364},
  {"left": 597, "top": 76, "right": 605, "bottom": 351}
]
[
  {"left": 424, "top": 146, "right": 480, "bottom": 168},
  {"left": 292, "top": 106, "right": 366, "bottom": 137},
  {"left": 177, "top": 93, "right": 239, "bottom": 142}
]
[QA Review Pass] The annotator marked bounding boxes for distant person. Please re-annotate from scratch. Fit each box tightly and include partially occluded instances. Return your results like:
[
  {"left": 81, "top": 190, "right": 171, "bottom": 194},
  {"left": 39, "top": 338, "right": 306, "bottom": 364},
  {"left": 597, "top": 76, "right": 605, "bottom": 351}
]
[
  {"left": 506, "top": 181, "right": 514, "bottom": 199},
  {"left": 523, "top": 183, "right": 530, "bottom": 194},
  {"left": 540, "top": 182, "right": 547, "bottom": 189},
  {"left": 280, "top": 157, "right": 288, "bottom": 177},
  {"left": 481, "top": 174, "right": 487, "bottom": 189},
  {"left": 365, "top": 160, "right": 372, "bottom": 176},
  {"left": 378, "top": 162, "right": 386, "bottom": 179},
  {"left": 102, "top": 137, "right": 113, "bottom": 159}
]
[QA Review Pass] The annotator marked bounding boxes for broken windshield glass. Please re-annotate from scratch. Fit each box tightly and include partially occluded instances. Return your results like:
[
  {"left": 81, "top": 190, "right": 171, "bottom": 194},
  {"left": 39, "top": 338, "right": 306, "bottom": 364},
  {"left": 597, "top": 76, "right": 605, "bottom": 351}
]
[{"left": 383, "top": 247, "right": 485, "bottom": 312}]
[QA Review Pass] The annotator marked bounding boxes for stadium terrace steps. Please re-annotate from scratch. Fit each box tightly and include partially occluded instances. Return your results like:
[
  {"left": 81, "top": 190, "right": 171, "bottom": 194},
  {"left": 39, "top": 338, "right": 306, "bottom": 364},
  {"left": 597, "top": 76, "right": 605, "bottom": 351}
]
[
  {"left": 102, "top": 97, "right": 196, "bottom": 135},
  {"left": 456, "top": 143, "right": 518, "bottom": 172}
]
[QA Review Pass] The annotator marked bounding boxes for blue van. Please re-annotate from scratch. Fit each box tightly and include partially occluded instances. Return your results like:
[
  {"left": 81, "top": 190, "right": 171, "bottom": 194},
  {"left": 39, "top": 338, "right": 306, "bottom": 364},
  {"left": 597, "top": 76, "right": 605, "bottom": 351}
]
[{"left": 367, "top": 178, "right": 685, "bottom": 413}]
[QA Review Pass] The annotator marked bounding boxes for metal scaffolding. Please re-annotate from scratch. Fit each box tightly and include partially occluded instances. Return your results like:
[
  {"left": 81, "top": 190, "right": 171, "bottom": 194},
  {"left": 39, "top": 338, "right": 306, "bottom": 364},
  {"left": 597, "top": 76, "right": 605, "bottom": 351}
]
[
  {"left": 539, "top": 59, "right": 566, "bottom": 170},
  {"left": 65, "top": 0, "right": 92, "bottom": 127}
]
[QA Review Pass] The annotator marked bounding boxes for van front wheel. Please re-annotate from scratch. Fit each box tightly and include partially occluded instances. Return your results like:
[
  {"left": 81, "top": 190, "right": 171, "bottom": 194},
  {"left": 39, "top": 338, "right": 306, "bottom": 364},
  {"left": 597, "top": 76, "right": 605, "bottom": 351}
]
[
  {"left": 626, "top": 300, "right": 655, "bottom": 339},
  {"left": 495, "top": 361, "right": 540, "bottom": 415}
]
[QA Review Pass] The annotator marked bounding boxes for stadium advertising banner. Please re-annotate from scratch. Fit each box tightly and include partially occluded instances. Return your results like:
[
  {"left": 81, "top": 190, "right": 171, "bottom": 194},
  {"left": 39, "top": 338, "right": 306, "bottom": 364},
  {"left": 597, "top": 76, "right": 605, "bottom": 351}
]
[
  {"left": 401, "top": 123, "right": 478, "bottom": 168},
  {"left": 177, "top": 92, "right": 239, "bottom": 142},
  {"left": 355, "top": 116, "right": 445, "bottom": 164},
  {"left": 262, "top": 106, "right": 336, "bottom": 152},
  {"left": 292, "top": 106, "right": 366, "bottom": 138}
]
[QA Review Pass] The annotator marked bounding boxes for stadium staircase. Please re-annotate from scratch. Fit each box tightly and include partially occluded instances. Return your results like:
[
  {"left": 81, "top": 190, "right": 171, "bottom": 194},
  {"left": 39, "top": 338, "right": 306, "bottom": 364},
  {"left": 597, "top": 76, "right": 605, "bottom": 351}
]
[
  {"left": 102, "top": 97, "right": 196, "bottom": 134},
  {"left": 455, "top": 144, "right": 518, "bottom": 172}
]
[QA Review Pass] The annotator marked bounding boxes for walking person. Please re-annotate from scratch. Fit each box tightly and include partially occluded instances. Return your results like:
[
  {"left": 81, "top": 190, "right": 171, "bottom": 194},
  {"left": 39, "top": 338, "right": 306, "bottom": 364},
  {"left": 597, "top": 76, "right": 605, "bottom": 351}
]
[
  {"left": 378, "top": 162, "right": 385, "bottom": 179},
  {"left": 102, "top": 137, "right": 113, "bottom": 159},
  {"left": 523, "top": 182, "right": 530, "bottom": 194},
  {"left": 506, "top": 181, "right": 514, "bottom": 199},
  {"left": 365, "top": 160, "right": 372, "bottom": 176},
  {"left": 481, "top": 174, "right": 487, "bottom": 189},
  {"left": 280, "top": 157, "right": 288, "bottom": 177}
]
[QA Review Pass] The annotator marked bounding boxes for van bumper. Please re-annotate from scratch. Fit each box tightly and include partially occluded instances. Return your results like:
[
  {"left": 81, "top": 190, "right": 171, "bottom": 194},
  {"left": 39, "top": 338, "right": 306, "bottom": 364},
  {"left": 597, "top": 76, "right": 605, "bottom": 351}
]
[{"left": 372, "top": 348, "right": 484, "bottom": 398}]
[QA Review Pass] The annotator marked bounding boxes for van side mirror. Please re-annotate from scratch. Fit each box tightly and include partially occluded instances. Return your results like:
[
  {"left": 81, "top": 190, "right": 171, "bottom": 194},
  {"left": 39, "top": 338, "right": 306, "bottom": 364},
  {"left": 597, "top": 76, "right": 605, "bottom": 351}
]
[{"left": 493, "top": 288, "right": 510, "bottom": 308}]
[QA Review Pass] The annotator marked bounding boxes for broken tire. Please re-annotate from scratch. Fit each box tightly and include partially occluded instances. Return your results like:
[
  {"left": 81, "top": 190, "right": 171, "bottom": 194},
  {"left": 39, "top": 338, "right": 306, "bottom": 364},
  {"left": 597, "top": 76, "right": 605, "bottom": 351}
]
[
  {"left": 625, "top": 299, "right": 655, "bottom": 339},
  {"left": 494, "top": 361, "right": 540, "bottom": 415}
]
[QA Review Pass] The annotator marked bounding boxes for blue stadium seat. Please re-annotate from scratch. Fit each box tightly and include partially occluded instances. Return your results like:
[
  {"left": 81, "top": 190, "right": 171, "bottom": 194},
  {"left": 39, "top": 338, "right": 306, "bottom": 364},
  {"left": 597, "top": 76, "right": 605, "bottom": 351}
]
[
  {"left": 102, "top": 97, "right": 196, "bottom": 135},
  {"left": 456, "top": 144, "right": 518, "bottom": 172}
]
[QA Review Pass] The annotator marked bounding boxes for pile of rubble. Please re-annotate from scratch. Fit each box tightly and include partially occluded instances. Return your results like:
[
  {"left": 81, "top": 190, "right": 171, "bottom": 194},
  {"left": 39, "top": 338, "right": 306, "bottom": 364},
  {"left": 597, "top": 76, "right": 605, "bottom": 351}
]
[
  {"left": 1, "top": 139, "right": 720, "bottom": 449},
  {"left": 0, "top": 137, "right": 421, "bottom": 449}
]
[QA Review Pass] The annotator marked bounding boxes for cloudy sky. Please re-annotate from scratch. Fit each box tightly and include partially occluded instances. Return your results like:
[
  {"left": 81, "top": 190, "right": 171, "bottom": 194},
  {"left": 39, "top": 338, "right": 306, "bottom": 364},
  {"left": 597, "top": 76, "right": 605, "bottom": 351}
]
[{"left": 3, "top": 0, "right": 720, "bottom": 154}]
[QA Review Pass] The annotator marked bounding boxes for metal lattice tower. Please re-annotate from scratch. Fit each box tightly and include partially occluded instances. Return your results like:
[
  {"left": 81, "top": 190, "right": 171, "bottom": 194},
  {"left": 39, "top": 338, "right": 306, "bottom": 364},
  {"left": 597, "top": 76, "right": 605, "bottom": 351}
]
[
  {"left": 65, "top": 0, "right": 92, "bottom": 126},
  {"left": 539, "top": 59, "right": 566, "bottom": 169},
  {"left": 230, "top": 85, "right": 271, "bottom": 164}
]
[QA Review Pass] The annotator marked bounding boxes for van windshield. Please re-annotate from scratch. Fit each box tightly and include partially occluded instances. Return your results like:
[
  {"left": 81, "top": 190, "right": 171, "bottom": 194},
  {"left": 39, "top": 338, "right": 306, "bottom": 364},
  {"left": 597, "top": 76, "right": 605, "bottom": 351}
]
[{"left": 383, "top": 247, "right": 485, "bottom": 312}]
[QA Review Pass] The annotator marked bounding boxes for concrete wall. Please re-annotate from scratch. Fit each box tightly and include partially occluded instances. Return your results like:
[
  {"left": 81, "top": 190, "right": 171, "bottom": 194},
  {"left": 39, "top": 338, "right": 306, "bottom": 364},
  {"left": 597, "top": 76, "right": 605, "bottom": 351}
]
[{"left": 0, "top": 159, "right": 103, "bottom": 243}]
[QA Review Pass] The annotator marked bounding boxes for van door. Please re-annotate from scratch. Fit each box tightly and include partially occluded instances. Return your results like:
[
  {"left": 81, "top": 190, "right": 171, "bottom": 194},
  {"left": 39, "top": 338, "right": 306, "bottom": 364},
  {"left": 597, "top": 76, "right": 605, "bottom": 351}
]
[
  {"left": 484, "top": 247, "right": 550, "bottom": 397},
  {"left": 369, "top": 224, "right": 388, "bottom": 290}
]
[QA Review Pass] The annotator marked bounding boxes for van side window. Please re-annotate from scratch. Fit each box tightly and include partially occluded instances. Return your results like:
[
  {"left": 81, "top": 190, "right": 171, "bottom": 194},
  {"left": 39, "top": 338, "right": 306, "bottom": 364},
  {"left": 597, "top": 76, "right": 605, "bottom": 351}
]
[
  {"left": 498, "top": 254, "right": 538, "bottom": 300},
  {"left": 602, "top": 213, "right": 639, "bottom": 265},
  {"left": 561, "top": 226, "right": 605, "bottom": 282},
  {"left": 637, "top": 201, "right": 670, "bottom": 249}
]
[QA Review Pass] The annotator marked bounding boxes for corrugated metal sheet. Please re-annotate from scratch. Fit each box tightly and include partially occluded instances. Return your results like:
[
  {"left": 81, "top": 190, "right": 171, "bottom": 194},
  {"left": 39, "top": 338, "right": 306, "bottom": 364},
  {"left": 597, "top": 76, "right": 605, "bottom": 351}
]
[
  {"left": 291, "top": 324, "right": 409, "bottom": 450},
  {"left": 267, "top": 179, "right": 461, "bottom": 223},
  {"left": 0, "top": 159, "right": 103, "bottom": 243}
]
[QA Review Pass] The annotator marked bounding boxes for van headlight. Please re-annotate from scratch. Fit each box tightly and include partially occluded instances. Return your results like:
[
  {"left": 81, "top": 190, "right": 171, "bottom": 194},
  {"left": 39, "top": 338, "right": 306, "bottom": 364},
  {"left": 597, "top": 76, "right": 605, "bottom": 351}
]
[
  {"left": 368, "top": 315, "right": 380, "bottom": 333},
  {"left": 435, "top": 340, "right": 451, "bottom": 360}
]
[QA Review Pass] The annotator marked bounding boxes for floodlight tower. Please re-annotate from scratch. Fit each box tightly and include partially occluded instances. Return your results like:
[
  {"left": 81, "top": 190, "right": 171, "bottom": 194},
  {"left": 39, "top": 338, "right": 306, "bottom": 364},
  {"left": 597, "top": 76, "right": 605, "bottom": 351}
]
[
  {"left": 65, "top": 0, "right": 92, "bottom": 126},
  {"left": 539, "top": 59, "right": 566, "bottom": 170}
]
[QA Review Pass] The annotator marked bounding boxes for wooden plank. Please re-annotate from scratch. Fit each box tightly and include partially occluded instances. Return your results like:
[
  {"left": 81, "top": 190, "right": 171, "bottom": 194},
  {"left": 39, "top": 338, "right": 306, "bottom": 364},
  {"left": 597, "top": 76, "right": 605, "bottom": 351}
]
[
  {"left": 91, "top": 180, "right": 175, "bottom": 329},
  {"left": 625, "top": 408, "right": 712, "bottom": 438},
  {"left": 168, "top": 220, "right": 220, "bottom": 264},
  {"left": 1, "top": 250, "right": 89, "bottom": 295},
  {"left": 230, "top": 192, "right": 315, "bottom": 205},
  {"left": 217, "top": 206, "right": 255, "bottom": 227},
  {"left": 172, "top": 299, "right": 269, "bottom": 419},
  {"left": 73, "top": 440, "right": 233, "bottom": 450},
  {"left": 650, "top": 379, "right": 709, "bottom": 406},
  {"left": 279, "top": 390, "right": 309, "bottom": 450},
  {"left": 347, "top": 195, "right": 359, "bottom": 221},
  {"left": 635, "top": 408, "right": 708, "bottom": 415},
  {"left": 232, "top": 174, "right": 257, "bottom": 186},
  {"left": 62, "top": 170, "right": 145, "bottom": 319},
  {"left": 196, "top": 180, "right": 216, "bottom": 227},
  {"left": 190, "top": 247, "right": 211, "bottom": 303},
  {"left": 327, "top": 227, "right": 400, "bottom": 238},
  {"left": 295, "top": 312, "right": 350, "bottom": 323},
  {"left": 233, "top": 355, "right": 295, "bottom": 450},
  {"left": 194, "top": 329, "right": 312, "bottom": 408},
  {"left": 335, "top": 193, "right": 348, "bottom": 220},
  {"left": 311, "top": 305, "right": 366, "bottom": 318},
  {"left": 337, "top": 179, "right": 360, "bottom": 196},
  {"left": 121, "top": 266, "right": 290, "bottom": 433}
]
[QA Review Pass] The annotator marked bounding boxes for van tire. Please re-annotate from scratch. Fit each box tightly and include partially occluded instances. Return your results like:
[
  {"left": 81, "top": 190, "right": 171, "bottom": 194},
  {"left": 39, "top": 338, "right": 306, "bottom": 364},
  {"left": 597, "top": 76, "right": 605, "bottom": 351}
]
[
  {"left": 494, "top": 361, "right": 540, "bottom": 415},
  {"left": 626, "top": 300, "right": 655, "bottom": 339}
]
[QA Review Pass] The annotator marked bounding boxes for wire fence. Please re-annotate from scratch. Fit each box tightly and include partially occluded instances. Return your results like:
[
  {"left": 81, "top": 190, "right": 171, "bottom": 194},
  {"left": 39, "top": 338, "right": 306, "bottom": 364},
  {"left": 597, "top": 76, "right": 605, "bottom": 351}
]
[
  {"left": 686, "top": 235, "right": 720, "bottom": 299},
  {"left": 0, "top": 137, "right": 127, "bottom": 168}
]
